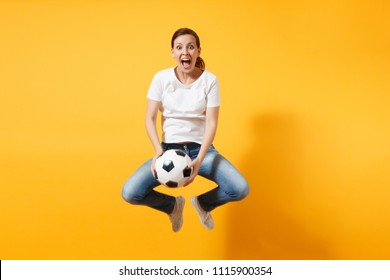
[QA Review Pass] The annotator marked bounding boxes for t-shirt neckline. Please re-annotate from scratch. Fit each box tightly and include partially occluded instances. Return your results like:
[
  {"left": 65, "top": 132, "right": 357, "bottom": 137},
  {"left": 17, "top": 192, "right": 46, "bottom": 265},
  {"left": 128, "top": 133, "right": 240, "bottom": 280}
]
[{"left": 172, "top": 67, "right": 205, "bottom": 88}]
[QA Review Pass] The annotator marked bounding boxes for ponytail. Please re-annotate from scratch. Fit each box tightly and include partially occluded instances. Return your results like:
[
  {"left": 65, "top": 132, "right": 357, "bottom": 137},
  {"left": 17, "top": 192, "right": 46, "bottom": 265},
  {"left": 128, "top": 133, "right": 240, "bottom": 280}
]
[{"left": 196, "top": 57, "right": 205, "bottom": 70}]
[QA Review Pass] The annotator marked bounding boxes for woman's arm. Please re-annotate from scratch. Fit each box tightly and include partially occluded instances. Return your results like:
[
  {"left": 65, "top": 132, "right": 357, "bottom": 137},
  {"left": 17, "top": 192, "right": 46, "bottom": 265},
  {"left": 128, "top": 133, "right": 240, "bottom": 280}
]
[
  {"left": 145, "top": 99, "right": 163, "bottom": 176},
  {"left": 198, "top": 106, "right": 219, "bottom": 163},
  {"left": 184, "top": 106, "right": 219, "bottom": 186}
]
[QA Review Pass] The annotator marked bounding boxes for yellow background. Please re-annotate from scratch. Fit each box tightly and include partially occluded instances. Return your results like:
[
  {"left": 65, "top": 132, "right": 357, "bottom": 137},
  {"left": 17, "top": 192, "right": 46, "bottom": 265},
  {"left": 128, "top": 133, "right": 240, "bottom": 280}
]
[{"left": 1, "top": 0, "right": 389, "bottom": 259}]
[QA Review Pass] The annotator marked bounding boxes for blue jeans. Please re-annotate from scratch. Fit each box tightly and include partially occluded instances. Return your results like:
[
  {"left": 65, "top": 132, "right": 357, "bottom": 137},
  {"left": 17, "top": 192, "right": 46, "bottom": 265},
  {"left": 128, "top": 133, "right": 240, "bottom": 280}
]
[{"left": 122, "top": 143, "right": 249, "bottom": 214}]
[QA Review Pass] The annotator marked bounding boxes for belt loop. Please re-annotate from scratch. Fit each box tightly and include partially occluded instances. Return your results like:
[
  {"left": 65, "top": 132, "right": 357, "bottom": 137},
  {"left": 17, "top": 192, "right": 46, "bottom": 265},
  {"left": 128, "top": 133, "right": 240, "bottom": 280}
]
[{"left": 183, "top": 144, "right": 189, "bottom": 156}]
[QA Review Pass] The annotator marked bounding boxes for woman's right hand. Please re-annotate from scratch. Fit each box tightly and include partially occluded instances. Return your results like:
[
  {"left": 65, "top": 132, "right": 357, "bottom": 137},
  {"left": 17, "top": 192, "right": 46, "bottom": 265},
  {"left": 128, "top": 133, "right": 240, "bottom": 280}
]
[{"left": 151, "top": 149, "right": 164, "bottom": 178}]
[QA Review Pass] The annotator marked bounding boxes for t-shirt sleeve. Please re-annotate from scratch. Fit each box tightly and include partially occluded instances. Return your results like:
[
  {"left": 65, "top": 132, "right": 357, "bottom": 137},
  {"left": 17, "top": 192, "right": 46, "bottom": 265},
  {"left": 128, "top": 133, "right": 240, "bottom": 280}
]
[
  {"left": 206, "top": 77, "right": 220, "bottom": 107},
  {"left": 146, "top": 72, "right": 162, "bottom": 102}
]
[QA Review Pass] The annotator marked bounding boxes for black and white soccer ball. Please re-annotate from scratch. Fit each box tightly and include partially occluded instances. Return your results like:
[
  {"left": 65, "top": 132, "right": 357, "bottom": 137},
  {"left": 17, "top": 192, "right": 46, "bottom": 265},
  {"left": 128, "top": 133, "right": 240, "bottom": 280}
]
[{"left": 155, "top": 149, "right": 193, "bottom": 188}]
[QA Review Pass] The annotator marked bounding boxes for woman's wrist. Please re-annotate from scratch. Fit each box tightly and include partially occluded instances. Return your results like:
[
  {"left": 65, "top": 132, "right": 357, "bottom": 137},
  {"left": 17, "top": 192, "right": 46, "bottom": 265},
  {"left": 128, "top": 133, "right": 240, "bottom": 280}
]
[{"left": 155, "top": 146, "right": 163, "bottom": 156}]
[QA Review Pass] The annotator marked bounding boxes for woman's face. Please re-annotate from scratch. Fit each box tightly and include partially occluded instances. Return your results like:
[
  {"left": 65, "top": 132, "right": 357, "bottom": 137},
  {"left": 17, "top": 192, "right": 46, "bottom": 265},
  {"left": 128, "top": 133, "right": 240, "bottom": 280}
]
[{"left": 171, "top": 34, "right": 201, "bottom": 73}]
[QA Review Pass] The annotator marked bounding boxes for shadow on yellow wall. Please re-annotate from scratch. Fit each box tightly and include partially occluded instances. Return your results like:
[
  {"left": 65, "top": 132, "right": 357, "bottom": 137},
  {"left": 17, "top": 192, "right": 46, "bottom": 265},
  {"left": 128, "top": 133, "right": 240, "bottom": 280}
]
[{"left": 225, "top": 113, "right": 332, "bottom": 259}]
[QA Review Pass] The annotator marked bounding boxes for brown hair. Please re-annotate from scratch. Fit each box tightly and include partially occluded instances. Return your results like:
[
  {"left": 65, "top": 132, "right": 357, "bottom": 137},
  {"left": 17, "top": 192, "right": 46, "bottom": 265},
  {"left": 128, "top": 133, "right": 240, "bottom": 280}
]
[{"left": 171, "top": 28, "right": 205, "bottom": 70}]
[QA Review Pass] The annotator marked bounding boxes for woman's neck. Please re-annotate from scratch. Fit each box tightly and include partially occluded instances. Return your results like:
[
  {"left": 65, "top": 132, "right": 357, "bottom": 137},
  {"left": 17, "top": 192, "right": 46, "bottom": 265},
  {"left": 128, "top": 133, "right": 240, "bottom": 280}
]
[{"left": 174, "top": 67, "right": 202, "bottom": 85}]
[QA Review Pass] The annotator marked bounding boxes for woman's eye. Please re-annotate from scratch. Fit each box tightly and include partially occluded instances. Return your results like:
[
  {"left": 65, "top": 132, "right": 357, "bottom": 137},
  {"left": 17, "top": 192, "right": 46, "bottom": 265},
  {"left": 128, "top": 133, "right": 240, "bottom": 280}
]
[{"left": 189, "top": 45, "right": 194, "bottom": 49}]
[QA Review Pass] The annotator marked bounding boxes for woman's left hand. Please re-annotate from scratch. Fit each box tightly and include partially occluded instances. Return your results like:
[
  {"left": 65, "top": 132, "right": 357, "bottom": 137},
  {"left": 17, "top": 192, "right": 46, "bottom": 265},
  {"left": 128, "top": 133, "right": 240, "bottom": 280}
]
[{"left": 183, "top": 158, "right": 201, "bottom": 186}]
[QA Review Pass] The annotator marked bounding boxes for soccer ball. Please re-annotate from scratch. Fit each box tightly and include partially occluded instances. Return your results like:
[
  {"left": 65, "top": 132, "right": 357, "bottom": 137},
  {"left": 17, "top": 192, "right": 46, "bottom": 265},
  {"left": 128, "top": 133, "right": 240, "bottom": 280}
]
[{"left": 155, "top": 149, "right": 193, "bottom": 188}]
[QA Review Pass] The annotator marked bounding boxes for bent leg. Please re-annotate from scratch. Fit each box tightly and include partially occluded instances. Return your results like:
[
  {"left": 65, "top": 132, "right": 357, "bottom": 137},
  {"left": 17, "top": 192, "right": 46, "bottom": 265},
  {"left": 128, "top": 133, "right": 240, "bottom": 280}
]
[
  {"left": 198, "top": 147, "right": 249, "bottom": 212},
  {"left": 122, "top": 158, "right": 176, "bottom": 214}
]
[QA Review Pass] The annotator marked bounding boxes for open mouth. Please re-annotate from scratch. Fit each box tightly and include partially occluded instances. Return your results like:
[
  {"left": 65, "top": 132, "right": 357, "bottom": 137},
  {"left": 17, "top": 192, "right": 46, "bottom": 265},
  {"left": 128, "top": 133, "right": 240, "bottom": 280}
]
[{"left": 181, "top": 58, "right": 191, "bottom": 69}]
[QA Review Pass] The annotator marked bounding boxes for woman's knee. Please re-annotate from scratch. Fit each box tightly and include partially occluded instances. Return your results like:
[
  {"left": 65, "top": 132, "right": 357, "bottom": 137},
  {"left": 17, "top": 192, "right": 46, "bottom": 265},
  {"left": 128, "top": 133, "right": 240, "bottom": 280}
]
[
  {"left": 122, "top": 183, "right": 142, "bottom": 205},
  {"left": 234, "top": 180, "right": 250, "bottom": 201},
  {"left": 121, "top": 160, "right": 154, "bottom": 205}
]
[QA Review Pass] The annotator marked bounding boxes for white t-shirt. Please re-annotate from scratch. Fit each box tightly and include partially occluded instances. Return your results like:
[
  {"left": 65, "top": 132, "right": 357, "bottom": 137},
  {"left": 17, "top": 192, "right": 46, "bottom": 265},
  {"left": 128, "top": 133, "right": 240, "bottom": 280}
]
[{"left": 147, "top": 67, "right": 220, "bottom": 144}]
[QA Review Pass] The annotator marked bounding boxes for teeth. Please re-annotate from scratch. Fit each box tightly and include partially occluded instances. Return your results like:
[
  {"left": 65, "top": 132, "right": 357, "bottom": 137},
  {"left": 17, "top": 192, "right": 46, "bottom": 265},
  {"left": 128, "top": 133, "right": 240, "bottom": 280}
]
[{"left": 181, "top": 58, "right": 191, "bottom": 68}]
